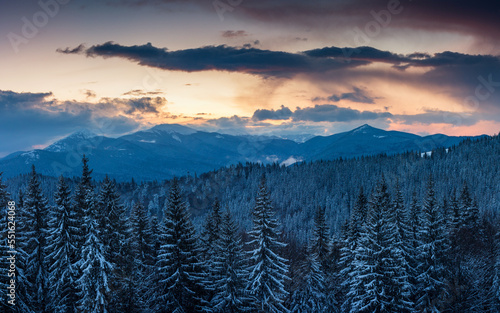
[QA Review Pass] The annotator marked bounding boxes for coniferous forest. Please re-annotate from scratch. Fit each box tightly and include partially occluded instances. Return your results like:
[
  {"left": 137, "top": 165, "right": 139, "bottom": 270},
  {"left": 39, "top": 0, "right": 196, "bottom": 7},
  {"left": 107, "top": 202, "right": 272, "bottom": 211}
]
[{"left": 1, "top": 134, "right": 499, "bottom": 312}]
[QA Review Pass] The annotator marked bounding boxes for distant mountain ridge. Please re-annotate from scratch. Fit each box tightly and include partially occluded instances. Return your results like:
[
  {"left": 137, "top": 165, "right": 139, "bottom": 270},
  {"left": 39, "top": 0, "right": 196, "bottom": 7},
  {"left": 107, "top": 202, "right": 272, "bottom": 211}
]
[{"left": 0, "top": 124, "right": 486, "bottom": 181}]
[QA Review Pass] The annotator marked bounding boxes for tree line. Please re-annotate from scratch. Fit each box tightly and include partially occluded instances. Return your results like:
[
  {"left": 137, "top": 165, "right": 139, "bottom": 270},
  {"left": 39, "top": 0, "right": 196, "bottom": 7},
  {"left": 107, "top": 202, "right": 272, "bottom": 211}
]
[{"left": 1, "top": 153, "right": 500, "bottom": 312}]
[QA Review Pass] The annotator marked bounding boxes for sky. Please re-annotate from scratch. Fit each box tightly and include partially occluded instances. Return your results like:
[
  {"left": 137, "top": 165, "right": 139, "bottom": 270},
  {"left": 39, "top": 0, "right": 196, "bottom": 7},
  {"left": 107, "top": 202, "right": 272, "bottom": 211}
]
[{"left": 1, "top": 0, "right": 500, "bottom": 156}]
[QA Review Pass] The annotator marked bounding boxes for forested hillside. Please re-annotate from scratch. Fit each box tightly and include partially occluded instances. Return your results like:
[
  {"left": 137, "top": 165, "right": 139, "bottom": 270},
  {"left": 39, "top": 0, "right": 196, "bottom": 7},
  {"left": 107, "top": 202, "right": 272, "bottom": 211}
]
[{"left": 1, "top": 134, "right": 499, "bottom": 312}]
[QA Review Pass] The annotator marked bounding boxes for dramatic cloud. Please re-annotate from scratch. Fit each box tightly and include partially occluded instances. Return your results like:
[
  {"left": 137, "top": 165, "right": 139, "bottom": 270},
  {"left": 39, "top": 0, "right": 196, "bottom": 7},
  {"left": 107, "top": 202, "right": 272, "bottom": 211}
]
[
  {"left": 105, "top": 96, "right": 167, "bottom": 114},
  {"left": 313, "top": 87, "right": 379, "bottom": 104},
  {"left": 58, "top": 43, "right": 500, "bottom": 109},
  {"left": 0, "top": 90, "right": 169, "bottom": 156},
  {"left": 57, "top": 42, "right": 367, "bottom": 78},
  {"left": 293, "top": 104, "right": 392, "bottom": 122},
  {"left": 250, "top": 104, "right": 391, "bottom": 122},
  {"left": 252, "top": 105, "right": 293, "bottom": 121}
]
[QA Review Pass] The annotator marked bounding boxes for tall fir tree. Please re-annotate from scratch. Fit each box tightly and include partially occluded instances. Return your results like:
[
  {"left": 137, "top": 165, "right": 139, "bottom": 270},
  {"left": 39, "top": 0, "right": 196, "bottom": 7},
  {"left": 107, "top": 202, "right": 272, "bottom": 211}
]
[
  {"left": 201, "top": 199, "right": 224, "bottom": 305},
  {"left": 340, "top": 187, "right": 367, "bottom": 312},
  {"left": 210, "top": 210, "right": 252, "bottom": 313},
  {"left": 72, "top": 155, "right": 94, "bottom": 300},
  {"left": 122, "top": 202, "right": 155, "bottom": 312},
  {"left": 416, "top": 175, "right": 449, "bottom": 312},
  {"left": 310, "top": 206, "right": 337, "bottom": 312},
  {"left": 46, "top": 176, "right": 80, "bottom": 313},
  {"left": 23, "top": 165, "right": 50, "bottom": 313},
  {"left": 96, "top": 175, "right": 127, "bottom": 312},
  {"left": 346, "top": 177, "right": 411, "bottom": 313},
  {"left": 154, "top": 178, "right": 203, "bottom": 313},
  {"left": 246, "top": 177, "right": 290, "bottom": 313},
  {"left": 290, "top": 249, "right": 327, "bottom": 313},
  {"left": 77, "top": 187, "right": 113, "bottom": 313}
]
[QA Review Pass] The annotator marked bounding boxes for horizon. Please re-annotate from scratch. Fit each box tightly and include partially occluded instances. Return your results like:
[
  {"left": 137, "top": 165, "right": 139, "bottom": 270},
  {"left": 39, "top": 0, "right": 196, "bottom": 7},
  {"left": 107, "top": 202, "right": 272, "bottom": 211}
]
[
  {"left": 1, "top": 1, "right": 500, "bottom": 157},
  {"left": 2, "top": 122, "right": 494, "bottom": 158}
]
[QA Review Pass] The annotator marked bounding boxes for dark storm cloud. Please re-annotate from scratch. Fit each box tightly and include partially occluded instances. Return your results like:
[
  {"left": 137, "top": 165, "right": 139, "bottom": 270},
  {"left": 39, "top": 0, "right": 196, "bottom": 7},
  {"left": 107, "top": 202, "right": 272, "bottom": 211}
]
[
  {"left": 59, "top": 42, "right": 500, "bottom": 111},
  {"left": 313, "top": 87, "right": 379, "bottom": 104},
  {"left": 0, "top": 90, "right": 53, "bottom": 109},
  {"left": 252, "top": 105, "right": 293, "bottom": 121},
  {"left": 292, "top": 104, "right": 392, "bottom": 122},
  {"left": 106, "top": 96, "right": 167, "bottom": 114},
  {"left": 57, "top": 42, "right": 367, "bottom": 78},
  {"left": 207, "top": 115, "right": 250, "bottom": 128},
  {"left": 249, "top": 104, "right": 391, "bottom": 122}
]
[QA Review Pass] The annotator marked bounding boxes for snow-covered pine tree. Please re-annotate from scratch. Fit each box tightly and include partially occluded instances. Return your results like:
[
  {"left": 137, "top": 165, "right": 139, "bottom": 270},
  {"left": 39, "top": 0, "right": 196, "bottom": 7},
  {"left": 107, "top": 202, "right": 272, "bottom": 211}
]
[
  {"left": 77, "top": 188, "right": 113, "bottom": 313},
  {"left": 310, "top": 206, "right": 337, "bottom": 312},
  {"left": 154, "top": 178, "right": 203, "bottom": 313},
  {"left": 246, "top": 177, "right": 290, "bottom": 313},
  {"left": 23, "top": 165, "right": 50, "bottom": 312},
  {"left": 201, "top": 199, "right": 224, "bottom": 305},
  {"left": 96, "top": 175, "right": 127, "bottom": 312},
  {"left": 74, "top": 155, "right": 93, "bottom": 245},
  {"left": 340, "top": 187, "right": 367, "bottom": 312},
  {"left": 122, "top": 202, "right": 155, "bottom": 312},
  {"left": 46, "top": 176, "right": 80, "bottom": 313},
  {"left": 347, "top": 177, "right": 411, "bottom": 313},
  {"left": 416, "top": 175, "right": 449, "bottom": 312},
  {"left": 311, "top": 206, "right": 330, "bottom": 271},
  {"left": 148, "top": 214, "right": 161, "bottom": 265},
  {"left": 460, "top": 182, "right": 479, "bottom": 231},
  {"left": 210, "top": 210, "right": 252, "bottom": 312},
  {"left": 72, "top": 155, "right": 94, "bottom": 295},
  {"left": 385, "top": 182, "right": 412, "bottom": 312},
  {"left": 290, "top": 249, "right": 326, "bottom": 313}
]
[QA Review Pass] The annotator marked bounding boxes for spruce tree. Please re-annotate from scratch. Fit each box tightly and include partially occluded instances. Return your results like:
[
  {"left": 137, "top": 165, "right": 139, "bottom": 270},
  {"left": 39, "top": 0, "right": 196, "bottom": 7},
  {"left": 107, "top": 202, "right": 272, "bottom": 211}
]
[
  {"left": 72, "top": 155, "right": 94, "bottom": 299},
  {"left": 310, "top": 206, "right": 337, "bottom": 312},
  {"left": 122, "top": 202, "right": 155, "bottom": 312},
  {"left": 210, "top": 210, "right": 252, "bottom": 312},
  {"left": 96, "top": 175, "right": 127, "bottom": 312},
  {"left": 77, "top": 189, "right": 113, "bottom": 313},
  {"left": 201, "top": 199, "right": 224, "bottom": 304},
  {"left": 23, "top": 165, "right": 50, "bottom": 312},
  {"left": 154, "top": 178, "right": 203, "bottom": 313},
  {"left": 340, "top": 187, "right": 367, "bottom": 312},
  {"left": 347, "top": 177, "right": 411, "bottom": 313},
  {"left": 46, "top": 176, "right": 79, "bottom": 313},
  {"left": 290, "top": 250, "right": 326, "bottom": 313},
  {"left": 246, "top": 177, "right": 290, "bottom": 313},
  {"left": 416, "top": 175, "right": 449, "bottom": 312}
]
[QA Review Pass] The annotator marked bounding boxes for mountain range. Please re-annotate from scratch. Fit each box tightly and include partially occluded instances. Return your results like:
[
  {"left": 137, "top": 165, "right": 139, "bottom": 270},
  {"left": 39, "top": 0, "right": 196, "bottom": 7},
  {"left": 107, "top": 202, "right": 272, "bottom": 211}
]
[{"left": 0, "top": 124, "right": 485, "bottom": 181}]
